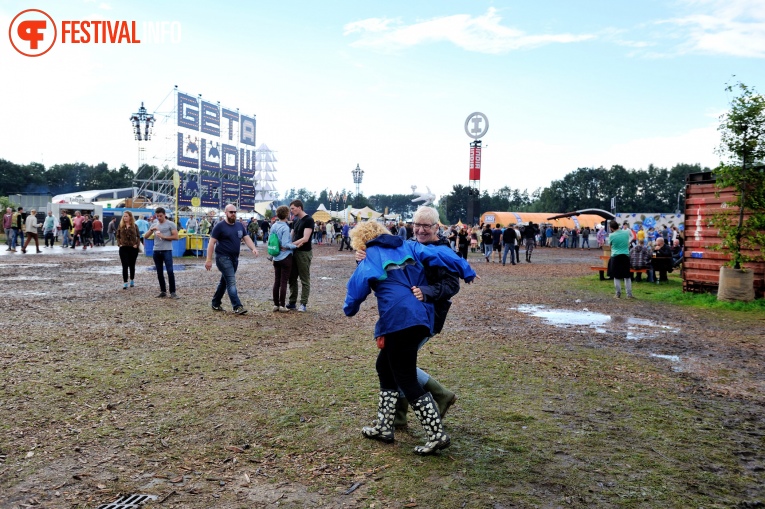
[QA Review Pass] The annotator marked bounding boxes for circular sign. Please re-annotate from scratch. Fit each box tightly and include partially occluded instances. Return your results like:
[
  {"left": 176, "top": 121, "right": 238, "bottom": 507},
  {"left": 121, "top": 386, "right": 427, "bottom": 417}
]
[
  {"left": 191, "top": 197, "right": 201, "bottom": 207},
  {"left": 9, "top": 9, "right": 57, "bottom": 57},
  {"left": 464, "top": 112, "right": 489, "bottom": 140},
  {"left": 173, "top": 171, "right": 180, "bottom": 189}
]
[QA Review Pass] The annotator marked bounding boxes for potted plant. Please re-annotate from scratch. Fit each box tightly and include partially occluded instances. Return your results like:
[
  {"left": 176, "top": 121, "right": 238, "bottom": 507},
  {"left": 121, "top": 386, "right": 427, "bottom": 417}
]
[{"left": 712, "top": 82, "right": 765, "bottom": 302}]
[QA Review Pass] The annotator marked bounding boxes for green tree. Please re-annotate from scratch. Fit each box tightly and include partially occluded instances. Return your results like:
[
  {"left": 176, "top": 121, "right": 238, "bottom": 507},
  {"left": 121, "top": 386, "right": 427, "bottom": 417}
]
[{"left": 713, "top": 81, "right": 765, "bottom": 269}]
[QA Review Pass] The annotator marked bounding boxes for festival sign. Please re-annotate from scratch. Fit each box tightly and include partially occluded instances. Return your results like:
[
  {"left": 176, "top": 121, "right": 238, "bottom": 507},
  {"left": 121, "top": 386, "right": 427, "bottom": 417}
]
[{"left": 175, "top": 90, "right": 256, "bottom": 209}]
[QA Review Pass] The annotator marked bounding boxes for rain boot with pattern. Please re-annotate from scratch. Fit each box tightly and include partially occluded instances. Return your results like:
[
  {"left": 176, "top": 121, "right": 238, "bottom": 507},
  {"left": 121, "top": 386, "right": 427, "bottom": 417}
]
[
  {"left": 411, "top": 392, "right": 451, "bottom": 455},
  {"left": 361, "top": 390, "right": 398, "bottom": 444}
]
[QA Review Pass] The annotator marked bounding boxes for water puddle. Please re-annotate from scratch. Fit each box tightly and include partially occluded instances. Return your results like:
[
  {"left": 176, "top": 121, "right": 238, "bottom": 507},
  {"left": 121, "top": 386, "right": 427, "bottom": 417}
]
[
  {"left": 514, "top": 305, "right": 679, "bottom": 340},
  {"left": 0, "top": 263, "right": 61, "bottom": 269},
  {"left": 649, "top": 353, "right": 684, "bottom": 372},
  {"left": 146, "top": 264, "right": 199, "bottom": 272}
]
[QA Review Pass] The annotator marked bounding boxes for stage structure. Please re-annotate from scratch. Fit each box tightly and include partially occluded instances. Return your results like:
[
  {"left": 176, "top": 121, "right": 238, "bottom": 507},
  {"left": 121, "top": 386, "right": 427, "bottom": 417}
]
[
  {"left": 253, "top": 144, "right": 278, "bottom": 202},
  {"left": 130, "top": 102, "right": 173, "bottom": 206},
  {"left": 134, "top": 86, "right": 276, "bottom": 214}
]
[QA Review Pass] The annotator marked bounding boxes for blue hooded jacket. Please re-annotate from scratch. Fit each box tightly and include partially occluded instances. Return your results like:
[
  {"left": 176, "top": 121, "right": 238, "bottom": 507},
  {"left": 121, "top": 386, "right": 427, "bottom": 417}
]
[{"left": 343, "top": 234, "right": 476, "bottom": 338}]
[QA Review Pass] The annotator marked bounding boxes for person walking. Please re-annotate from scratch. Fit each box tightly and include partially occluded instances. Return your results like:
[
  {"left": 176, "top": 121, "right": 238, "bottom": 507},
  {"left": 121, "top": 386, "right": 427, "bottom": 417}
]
[
  {"left": 144, "top": 207, "right": 179, "bottom": 298},
  {"left": 81, "top": 214, "right": 93, "bottom": 250},
  {"left": 269, "top": 205, "right": 297, "bottom": 312},
  {"left": 60, "top": 211, "right": 72, "bottom": 248},
  {"left": 43, "top": 211, "right": 56, "bottom": 248},
  {"left": 3, "top": 207, "right": 12, "bottom": 251},
  {"left": 92, "top": 215, "right": 104, "bottom": 246},
  {"left": 501, "top": 224, "right": 517, "bottom": 266},
  {"left": 21, "top": 209, "right": 42, "bottom": 253},
  {"left": 339, "top": 222, "right": 352, "bottom": 251},
  {"left": 344, "top": 220, "right": 476, "bottom": 455},
  {"left": 107, "top": 217, "right": 118, "bottom": 246},
  {"left": 607, "top": 220, "right": 633, "bottom": 299},
  {"left": 116, "top": 211, "right": 141, "bottom": 289},
  {"left": 205, "top": 204, "right": 259, "bottom": 314},
  {"left": 70, "top": 211, "right": 83, "bottom": 249},
  {"left": 523, "top": 221, "right": 539, "bottom": 263},
  {"left": 286, "top": 199, "right": 315, "bottom": 312}
]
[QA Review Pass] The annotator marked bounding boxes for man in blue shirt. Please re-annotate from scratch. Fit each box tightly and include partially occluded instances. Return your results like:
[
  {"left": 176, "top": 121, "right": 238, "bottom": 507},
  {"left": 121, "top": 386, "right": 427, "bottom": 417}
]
[
  {"left": 205, "top": 204, "right": 259, "bottom": 315},
  {"left": 136, "top": 216, "right": 150, "bottom": 245}
]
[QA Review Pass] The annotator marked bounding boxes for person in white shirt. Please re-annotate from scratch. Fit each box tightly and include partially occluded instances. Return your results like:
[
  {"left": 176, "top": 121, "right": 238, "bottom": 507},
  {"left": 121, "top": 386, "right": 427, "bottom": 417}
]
[{"left": 22, "top": 209, "right": 42, "bottom": 253}]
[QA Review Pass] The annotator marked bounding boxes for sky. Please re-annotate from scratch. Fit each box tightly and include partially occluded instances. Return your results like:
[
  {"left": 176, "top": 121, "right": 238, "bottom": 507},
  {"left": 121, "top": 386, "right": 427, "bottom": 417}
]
[{"left": 1, "top": 0, "right": 764, "bottom": 204}]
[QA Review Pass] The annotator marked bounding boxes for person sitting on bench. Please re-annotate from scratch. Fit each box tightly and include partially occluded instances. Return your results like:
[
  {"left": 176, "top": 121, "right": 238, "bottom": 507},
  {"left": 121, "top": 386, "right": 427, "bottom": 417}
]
[
  {"left": 629, "top": 242, "right": 653, "bottom": 282},
  {"left": 671, "top": 239, "right": 684, "bottom": 268}
]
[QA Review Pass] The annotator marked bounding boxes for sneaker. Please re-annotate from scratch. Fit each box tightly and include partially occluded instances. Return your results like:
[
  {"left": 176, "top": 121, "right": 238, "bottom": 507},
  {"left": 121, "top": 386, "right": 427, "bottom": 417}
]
[
  {"left": 211, "top": 303, "right": 224, "bottom": 311},
  {"left": 169, "top": 293, "right": 179, "bottom": 299},
  {"left": 278, "top": 306, "right": 290, "bottom": 313},
  {"left": 156, "top": 292, "right": 167, "bottom": 298},
  {"left": 273, "top": 305, "right": 280, "bottom": 312},
  {"left": 129, "top": 280, "right": 134, "bottom": 287},
  {"left": 298, "top": 304, "right": 307, "bottom": 312},
  {"left": 233, "top": 306, "right": 248, "bottom": 315},
  {"left": 626, "top": 295, "right": 636, "bottom": 299},
  {"left": 285, "top": 303, "right": 297, "bottom": 310},
  {"left": 123, "top": 283, "right": 128, "bottom": 290},
  {"left": 614, "top": 293, "right": 621, "bottom": 299}
]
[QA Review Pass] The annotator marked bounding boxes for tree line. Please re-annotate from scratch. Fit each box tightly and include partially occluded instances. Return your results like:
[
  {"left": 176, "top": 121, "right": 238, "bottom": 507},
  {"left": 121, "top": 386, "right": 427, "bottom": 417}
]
[{"left": 1, "top": 158, "right": 709, "bottom": 224}]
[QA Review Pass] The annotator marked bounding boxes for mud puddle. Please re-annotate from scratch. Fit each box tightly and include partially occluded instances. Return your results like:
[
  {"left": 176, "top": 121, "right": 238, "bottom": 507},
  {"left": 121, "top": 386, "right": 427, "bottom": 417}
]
[{"left": 514, "top": 304, "right": 679, "bottom": 340}]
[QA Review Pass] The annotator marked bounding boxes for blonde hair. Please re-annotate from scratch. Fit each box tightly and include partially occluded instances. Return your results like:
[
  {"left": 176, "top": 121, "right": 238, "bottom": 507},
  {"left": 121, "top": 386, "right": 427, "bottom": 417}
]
[{"left": 350, "top": 221, "right": 390, "bottom": 251}]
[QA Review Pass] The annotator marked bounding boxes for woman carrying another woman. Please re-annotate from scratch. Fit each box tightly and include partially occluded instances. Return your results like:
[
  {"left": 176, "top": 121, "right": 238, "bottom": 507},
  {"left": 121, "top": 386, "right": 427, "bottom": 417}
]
[
  {"left": 116, "top": 211, "right": 141, "bottom": 289},
  {"left": 344, "top": 221, "right": 476, "bottom": 455},
  {"left": 270, "top": 206, "right": 297, "bottom": 312}
]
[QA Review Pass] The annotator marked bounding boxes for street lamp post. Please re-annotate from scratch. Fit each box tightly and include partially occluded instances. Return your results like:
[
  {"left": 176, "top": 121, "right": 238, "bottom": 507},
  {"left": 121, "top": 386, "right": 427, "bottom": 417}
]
[{"left": 352, "top": 164, "right": 364, "bottom": 198}]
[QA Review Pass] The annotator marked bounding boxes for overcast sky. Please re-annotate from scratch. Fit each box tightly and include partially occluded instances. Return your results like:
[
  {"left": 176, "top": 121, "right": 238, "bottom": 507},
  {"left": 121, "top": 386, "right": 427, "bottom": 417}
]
[{"left": 2, "top": 0, "right": 764, "bottom": 202}]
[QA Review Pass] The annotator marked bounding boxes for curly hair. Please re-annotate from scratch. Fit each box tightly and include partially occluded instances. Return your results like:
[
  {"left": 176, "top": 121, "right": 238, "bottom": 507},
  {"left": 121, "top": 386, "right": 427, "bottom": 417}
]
[{"left": 350, "top": 221, "right": 390, "bottom": 251}]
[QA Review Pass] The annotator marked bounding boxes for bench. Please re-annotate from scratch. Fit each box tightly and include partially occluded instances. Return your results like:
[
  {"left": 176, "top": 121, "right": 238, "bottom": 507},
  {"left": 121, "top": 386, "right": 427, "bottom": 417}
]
[{"left": 589, "top": 266, "right": 648, "bottom": 281}]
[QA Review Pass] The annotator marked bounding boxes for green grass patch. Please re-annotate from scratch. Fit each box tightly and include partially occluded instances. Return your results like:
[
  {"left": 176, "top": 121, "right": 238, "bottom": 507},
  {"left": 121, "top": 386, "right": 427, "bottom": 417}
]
[{"left": 572, "top": 271, "right": 765, "bottom": 314}]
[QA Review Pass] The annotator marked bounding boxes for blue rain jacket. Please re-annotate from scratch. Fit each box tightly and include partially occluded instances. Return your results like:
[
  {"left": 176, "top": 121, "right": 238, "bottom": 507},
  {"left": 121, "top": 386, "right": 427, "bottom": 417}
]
[{"left": 343, "top": 234, "right": 476, "bottom": 338}]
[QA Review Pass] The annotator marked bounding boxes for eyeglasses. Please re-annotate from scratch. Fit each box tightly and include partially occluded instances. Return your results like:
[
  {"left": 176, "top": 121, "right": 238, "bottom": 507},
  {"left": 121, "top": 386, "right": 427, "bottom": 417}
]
[
  {"left": 226, "top": 211, "right": 237, "bottom": 215},
  {"left": 413, "top": 223, "right": 436, "bottom": 231}
]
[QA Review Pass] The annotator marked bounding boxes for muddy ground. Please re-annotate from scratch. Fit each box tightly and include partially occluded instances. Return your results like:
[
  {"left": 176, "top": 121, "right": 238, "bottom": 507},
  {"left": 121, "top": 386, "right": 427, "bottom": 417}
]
[{"left": 0, "top": 243, "right": 763, "bottom": 508}]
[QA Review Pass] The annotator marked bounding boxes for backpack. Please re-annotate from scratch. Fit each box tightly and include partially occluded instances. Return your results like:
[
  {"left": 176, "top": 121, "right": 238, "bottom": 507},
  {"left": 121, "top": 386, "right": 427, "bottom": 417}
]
[{"left": 267, "top": 232, "right": 281, "bottom": 256}]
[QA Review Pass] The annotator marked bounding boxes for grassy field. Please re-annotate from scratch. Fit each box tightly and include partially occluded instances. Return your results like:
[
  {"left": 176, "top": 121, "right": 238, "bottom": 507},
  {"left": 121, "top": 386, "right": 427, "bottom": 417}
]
[{"left": 1, "top": 249, "right": 763, "bottom": 508}]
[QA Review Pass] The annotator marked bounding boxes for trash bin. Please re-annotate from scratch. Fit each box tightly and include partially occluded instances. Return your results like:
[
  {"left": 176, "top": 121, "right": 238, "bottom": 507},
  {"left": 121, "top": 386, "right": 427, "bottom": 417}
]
[
  {"left": 187, "top": 235, "right": 209, "bottom": 256},
  {"left": 172, "top": 238, "right": 187, "bottom": 257},
  {"left": 144, "top": 238, "right": 154, "bottom": 256}
]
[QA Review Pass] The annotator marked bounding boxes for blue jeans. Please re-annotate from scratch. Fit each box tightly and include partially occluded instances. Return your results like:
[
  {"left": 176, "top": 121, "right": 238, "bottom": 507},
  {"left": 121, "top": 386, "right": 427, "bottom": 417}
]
[
  {"left": 212, "top": 254, "right": 241, "bottom": 308},
  {"left": 62, "top": 229, "right": 71, "bottom": 247},
  {"left": 152, "top": 250, "right": 176, "bottom": 294},
  {"left": 502, "top": 243, "right": 515, "bottom": 264},
  {"left": 10, "top": 229, "right": 21, "bottom": 249},
  {"left": 484, "top": 244, "right": 493, "bottom": 259}
]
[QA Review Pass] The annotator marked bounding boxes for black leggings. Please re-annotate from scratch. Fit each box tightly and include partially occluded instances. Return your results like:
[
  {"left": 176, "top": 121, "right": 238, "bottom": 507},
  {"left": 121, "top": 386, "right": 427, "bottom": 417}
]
[
  {"left": 119, "top": 246, "right": 139, "bottom": 282},
  {"left": 375, "top": 326, "right": 430, "bottom": 401}
]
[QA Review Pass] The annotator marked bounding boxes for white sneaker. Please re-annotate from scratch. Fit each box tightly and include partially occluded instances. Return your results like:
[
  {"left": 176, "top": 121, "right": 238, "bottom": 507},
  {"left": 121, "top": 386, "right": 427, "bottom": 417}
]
[
  {"left": 278, "top": 306, "right": 290, "bottom": 313},
  {"left": 298, "top": 304, "right": 307, "bottom": 312},
  {"left": 273, "top": 305, "right": 280, "bottom": 312}
]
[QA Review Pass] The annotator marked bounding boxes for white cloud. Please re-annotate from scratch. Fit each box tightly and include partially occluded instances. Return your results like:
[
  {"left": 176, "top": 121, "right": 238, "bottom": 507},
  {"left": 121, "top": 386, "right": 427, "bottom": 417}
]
[
  {"left": 660, "top": 0, "right": 765, "bottom": 57},
  {"left": 344, "top": 7, "right": 594, "bottom": 54}
]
